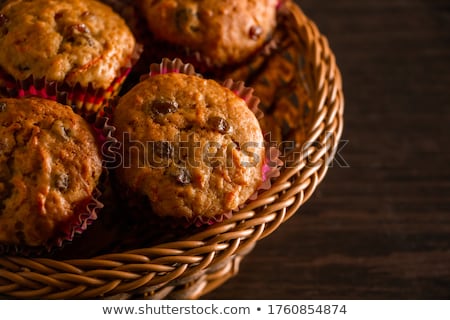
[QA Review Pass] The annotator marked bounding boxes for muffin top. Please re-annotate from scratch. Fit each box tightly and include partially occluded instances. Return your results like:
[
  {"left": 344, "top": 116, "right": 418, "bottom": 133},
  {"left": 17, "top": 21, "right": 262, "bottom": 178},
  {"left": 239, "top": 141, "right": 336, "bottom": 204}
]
[
  {"left": 0, "top": 97, "right": 102, "bottom": 247},
  {"left": 113, "top": 72, "right": 265, "bottom": 219},
  {"left": 139, "top": 0, "right": 278, "bottom": 68},
  {"left": 0, "top": 0, "right": 136, "bottom": 89}
]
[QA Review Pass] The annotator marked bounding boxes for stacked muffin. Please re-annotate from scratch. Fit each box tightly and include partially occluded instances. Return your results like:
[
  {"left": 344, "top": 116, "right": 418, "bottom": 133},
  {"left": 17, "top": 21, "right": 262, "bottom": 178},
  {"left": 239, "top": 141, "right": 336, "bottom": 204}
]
[
  {"left": 0, "top": 0, "right": 285, "bottom": 254},
  {"left": 0, "top": 98, "right": 103, "bottom": 251},
  {"left": 0, "top": 0, "right": 138, "bottom": 253},
  {"left": 137, "top": 0, "right": 278, "bottom": 72},
  {"left": 0, "top": 0, "right": 139, "bottom": 116}
]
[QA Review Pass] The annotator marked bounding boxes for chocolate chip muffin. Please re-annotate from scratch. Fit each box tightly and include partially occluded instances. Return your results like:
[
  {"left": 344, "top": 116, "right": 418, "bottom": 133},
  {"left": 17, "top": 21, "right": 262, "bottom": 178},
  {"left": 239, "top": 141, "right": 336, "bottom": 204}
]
[
  {"left": 0, "top": 97, "right": 103, "bottom": 249},
  {"left": 0, "top": 0, "right": 139, "bottom": 115},
  {"left": 112, "top": 71, "right": 265, "bottom": 221},
  {"left": 138, "top": 0, "right": 278, "bottom": 71}
]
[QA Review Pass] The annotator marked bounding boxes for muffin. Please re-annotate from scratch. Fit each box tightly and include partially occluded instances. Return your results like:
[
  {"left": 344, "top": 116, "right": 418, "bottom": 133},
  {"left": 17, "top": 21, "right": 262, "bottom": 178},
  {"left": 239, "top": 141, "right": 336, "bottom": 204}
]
[
  {"left": 0, "top": 97, "right": 103, "bottom": 252},
  {"left": 111, "top": 60, "right": 266, "bottom": 224},
  {"left": 241, "top": 43, "right": 312, "bottom": 146},
  {"left": 0, "top": 0, "right": 140, "bottom": 116},
  {"left": 138, "top": 0, "right": 278, "bottom": 72}
]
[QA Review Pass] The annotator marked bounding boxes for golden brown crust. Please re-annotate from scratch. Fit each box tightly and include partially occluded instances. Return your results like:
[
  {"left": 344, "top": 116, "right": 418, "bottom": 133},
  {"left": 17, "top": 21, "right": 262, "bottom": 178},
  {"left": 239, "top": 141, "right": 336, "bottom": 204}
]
[
  {"left": 113, "top": 73, "right": 265, "bottom": 219},
  {"left": 0, "top": 97, "right": 102, "bottom": 246},
  {"left": 139, "top": 0, "right": 278, "bottom": 68},
  {"left": 0, "top": 0, "right": 136, "bottom": 89}
]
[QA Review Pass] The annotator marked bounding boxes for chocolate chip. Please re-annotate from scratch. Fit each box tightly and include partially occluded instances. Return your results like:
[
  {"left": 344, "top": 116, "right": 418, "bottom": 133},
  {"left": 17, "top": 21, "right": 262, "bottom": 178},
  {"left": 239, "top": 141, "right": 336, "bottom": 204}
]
[
  {"left": 0, "top": 181, "right": 14, "bottom": 202},
  {"left": 63, "top": 24, "right": 92, "bottom": 46},
  {"left": 175, "top": 8, "right": 197, "bottom": 33},
  {"left": 249, "top": 25, "right": 263, "bottom": 40},
  {"left": 14, "top": 221, "right": 24, "bottom": 230},
  {"left": 0, "top": 102, "right": 6, "bottom": 112},
  {"left": 232, "top": 140, "right": 241, "bottom": 151},
  {"left": 17, "top": 64, "right": 30, "bottom": 72},
  {"left": 149, "top": 100, "right": 179, "bottom": 116},
  {"left": 0, "top": 15, "right": 8, "bottom": 36},
  {"left": 190, "top": 25, "right": 200, "bottom": 33},
  {"left": 154, "top": 141, "right": 174, "bottom": 159},
  {"left": 65, "top": 36, "right": 75, "bottom": 43},
  {"left": 54, "top": 11, "right": 64, "bottom": 20},
  {"left": 0, "top": 181, "right": 13, "bottom": 212},
  {"left": 208, "top": 116, "right": 231, "bottom": 134},
  {"left": 69, "top": 23, "right": 90, "bottom": 34},
  {"left": 0, "top": 14, "right": 8, "bottom": 27},
  {"left": 54, "top": 173, "right": 69, "bottom": 192},
  {"left": 15, "top": 231, "right": 25, "bottom": 244}
]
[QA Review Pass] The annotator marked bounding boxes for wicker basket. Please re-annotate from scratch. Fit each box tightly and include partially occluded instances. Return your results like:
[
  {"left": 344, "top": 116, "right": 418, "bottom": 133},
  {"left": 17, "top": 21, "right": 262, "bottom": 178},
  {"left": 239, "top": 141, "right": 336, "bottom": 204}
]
[{"left": 0, "top": 1, "right": 343, "bottom": 299}]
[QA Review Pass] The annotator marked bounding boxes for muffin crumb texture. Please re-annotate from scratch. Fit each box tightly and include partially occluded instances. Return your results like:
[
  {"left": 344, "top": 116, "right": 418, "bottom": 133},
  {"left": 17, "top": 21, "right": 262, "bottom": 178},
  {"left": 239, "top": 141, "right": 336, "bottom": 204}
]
[
  {"left": 0, "top": 0, "right": 136, "bottom": 89},
  {"left": 113, "top": 73, "right": 265, "bottom": 219},
  {"left": 0, "top": 98, "right": 102, "bottom": 246},
  {"left": 139, "top": 0, "right": 278, "bottom": 68}
]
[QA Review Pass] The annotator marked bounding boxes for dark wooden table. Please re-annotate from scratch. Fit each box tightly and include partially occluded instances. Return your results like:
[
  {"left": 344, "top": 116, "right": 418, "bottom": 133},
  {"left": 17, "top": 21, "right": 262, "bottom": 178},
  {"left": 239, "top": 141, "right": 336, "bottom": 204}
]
[{"left": 205, "top": 0, "right": 450, "bottom": 299}]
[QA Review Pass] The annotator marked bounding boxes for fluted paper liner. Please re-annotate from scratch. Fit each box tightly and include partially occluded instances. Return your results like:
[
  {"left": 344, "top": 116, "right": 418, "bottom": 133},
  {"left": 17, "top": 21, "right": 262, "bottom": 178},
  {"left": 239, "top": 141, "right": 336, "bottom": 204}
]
[
  {"left": 0, "top": 44, "right": 142, "bottom": 118},
  {"left": 0, "top": 187, "right": 104, "bottom": 257}
]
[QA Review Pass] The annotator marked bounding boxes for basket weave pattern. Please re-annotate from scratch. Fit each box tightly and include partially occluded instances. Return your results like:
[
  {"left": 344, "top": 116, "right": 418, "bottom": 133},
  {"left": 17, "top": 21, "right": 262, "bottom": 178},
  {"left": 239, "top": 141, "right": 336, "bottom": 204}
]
[{"left": 0, "top": 2, "right": 344, "bottom": 299}]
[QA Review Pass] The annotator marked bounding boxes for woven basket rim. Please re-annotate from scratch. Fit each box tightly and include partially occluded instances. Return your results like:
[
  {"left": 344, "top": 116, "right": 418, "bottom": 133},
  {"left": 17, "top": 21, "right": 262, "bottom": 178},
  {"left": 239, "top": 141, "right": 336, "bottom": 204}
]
[{"left": 0, "top": 0, "right": 344, "bottom": 299}]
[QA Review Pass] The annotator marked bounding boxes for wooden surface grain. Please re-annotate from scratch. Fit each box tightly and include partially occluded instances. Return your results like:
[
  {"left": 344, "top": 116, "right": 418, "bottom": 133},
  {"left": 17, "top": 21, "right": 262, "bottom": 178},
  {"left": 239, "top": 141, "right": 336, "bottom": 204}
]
[{"left": 204, "top": 0, "right": 450, "bottom": 299}]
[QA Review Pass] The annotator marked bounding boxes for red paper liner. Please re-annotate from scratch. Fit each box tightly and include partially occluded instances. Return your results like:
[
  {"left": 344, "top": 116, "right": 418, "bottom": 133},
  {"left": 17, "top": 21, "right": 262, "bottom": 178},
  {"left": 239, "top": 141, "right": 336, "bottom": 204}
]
[
  {"left": 0, "top": 44, "right": 142, "bottom": 118},
  {"left": 93, "top": 101, "right": 122, "bottom": 169},
  {"left": 249, "top": 146, "right": 283, "bottom": 201},
  {"left": 145, "top": 57, "right": 199, "bottom": 78},
  {"left": 0, "top": 68, "right": 129, "bottom": 118},
  {"left": 0, "top": 187, "right": 104, "bottom": 257},
  {"left": 222, "top": 78, "right": 264, "bottom": 120},
  {"left": 139, "top": 32, "right": 280, "bottom": 79}
]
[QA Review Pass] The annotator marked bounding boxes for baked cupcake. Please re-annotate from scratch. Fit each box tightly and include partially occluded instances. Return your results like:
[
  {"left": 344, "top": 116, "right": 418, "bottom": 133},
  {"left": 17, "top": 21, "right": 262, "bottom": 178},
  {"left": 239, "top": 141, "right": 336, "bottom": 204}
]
[
  {"left": 110, "top": 59, "right": 269, "bottom": 225},
  {"left": 0, "top": 97, "right": 103, "bottom": 253},
  {"left": 0, "top": 0, "right": 140, "bottom": 116},
  {"left": 138, "top": 0, "right": 278, "bottom": 73}
]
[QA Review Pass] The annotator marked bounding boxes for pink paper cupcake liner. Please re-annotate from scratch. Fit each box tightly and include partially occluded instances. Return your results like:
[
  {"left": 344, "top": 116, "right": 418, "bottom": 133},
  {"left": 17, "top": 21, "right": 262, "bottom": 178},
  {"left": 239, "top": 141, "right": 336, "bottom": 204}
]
[
  {"left": 0, "top": 68, "right": 130, "bottom": 118},
  {"left": 0, "top": 44, "right": 142, "bottom": 118}
]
